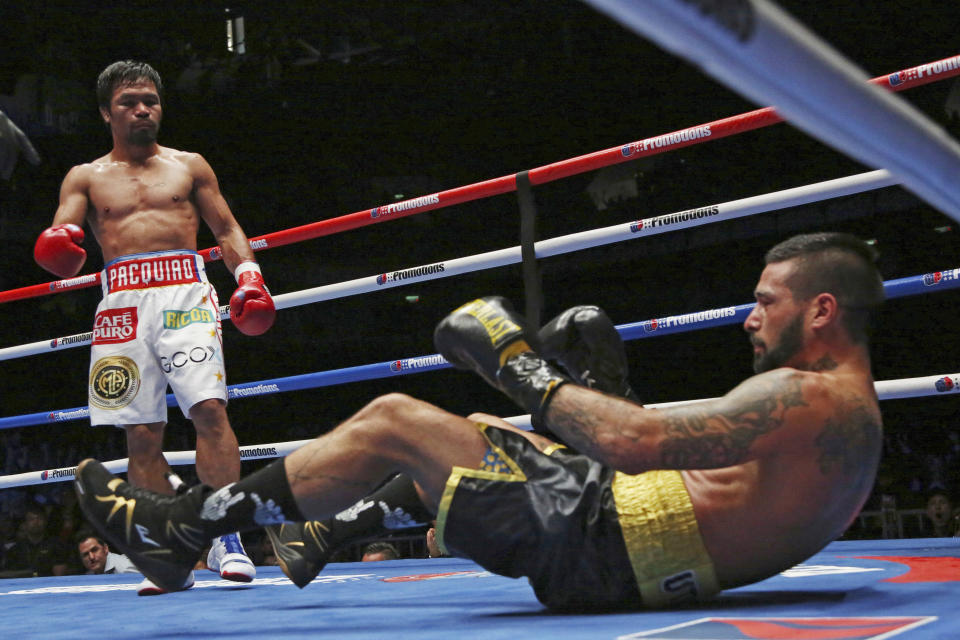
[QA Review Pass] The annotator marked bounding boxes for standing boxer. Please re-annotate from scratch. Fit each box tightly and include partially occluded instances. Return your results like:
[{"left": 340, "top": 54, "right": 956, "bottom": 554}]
[{"left": 35, "top": 60, "right": 274, "bottom": 595}]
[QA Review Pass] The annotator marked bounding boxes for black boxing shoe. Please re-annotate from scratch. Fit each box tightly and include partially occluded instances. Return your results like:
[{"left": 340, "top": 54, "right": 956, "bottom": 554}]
[
  {"left": 74, "top": 458, "right": 206, "bottom": 593},
  {"left": 264, "top": 520, "right": 333, "bottom": 588}
]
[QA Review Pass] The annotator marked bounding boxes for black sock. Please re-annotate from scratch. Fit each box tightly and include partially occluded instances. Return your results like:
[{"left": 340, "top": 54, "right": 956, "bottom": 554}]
[
  {"left": 194, "top": 459, "right": 306, "bottom": 538},
  {"left": 325, "top": 473, "right": 432, "bottom": 547}
]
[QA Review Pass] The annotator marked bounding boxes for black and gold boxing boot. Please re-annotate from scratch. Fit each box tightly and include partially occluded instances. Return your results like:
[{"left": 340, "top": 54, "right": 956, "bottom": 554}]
[
  {"left": 265, "top": 473, "right": 432, "bottom": 588},
  {"left": 74, "top": 458, "right": 207, "bottom": 592},
  {"left": 264, "top": 521, "right": 333, "bottom": 588}
]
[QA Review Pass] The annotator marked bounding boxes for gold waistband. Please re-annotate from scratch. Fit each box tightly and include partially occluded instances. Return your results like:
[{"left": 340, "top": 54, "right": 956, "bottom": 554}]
[{"left": 612, "top": 469, "right": 719, "bottom": 607}]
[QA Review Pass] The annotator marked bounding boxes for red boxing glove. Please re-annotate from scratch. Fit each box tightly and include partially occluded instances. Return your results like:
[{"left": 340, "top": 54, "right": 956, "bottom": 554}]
[
  {"left": 34, "top": 224, "right": 87, "bottom": 278},
  {"left": 229, "top": 262, "right": 275, "bottom": 336}
]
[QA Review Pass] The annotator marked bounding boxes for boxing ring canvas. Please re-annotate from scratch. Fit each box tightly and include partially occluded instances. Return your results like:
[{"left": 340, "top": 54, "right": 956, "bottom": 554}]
[{"left": 1, "top": 538, "right": 956, "bottom": 639}]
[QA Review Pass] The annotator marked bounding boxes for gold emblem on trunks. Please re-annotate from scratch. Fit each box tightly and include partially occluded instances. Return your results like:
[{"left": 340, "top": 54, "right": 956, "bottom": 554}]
[{"left": 90, "top": 356, "right": 141, "bottom": 409}]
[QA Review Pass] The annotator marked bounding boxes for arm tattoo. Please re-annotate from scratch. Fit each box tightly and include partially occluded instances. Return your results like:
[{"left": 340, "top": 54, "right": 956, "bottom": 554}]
[
  {"left": 815, "top": 404, "right": 882, "bottom": 475},
  {"left": 548, "top": 399, "right": 631, "bottom": 455},
  {"left": 659, "top": 374, "right": 806, "bottom": 468}
]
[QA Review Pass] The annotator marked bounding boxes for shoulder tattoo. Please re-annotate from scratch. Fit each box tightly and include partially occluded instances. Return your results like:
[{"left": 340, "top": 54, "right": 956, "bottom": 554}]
[
  {"left": 815, "top": 404, "right": 882, "bottom": 475},
  {"left": 809, "top": 354, "right": 838, "bottom": 372},
  {"left": 659, "top": 373, "right": 806, "bottom": 468}
]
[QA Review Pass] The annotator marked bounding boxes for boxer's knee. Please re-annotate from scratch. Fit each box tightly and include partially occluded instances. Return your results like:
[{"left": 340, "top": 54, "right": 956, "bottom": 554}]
[
  {"left": 125, "top": 422, "right": 166, "bottom": 458},
  {"left": 347, "top": 393, "right": 416, "bottom": 438},
  {"left": 342, "top": 393, "right": 445, "bottom": 452},
  {"left": 124, "top": 422, "right": 173, "bottom": 492},
  {"left": 189, "top": 398, "right": 229, "bottom": 435}
]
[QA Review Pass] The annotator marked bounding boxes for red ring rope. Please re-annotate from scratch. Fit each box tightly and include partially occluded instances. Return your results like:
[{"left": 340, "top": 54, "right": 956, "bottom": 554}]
[{"left": 1, "top": 54, "right": 957, "bottom": 306}]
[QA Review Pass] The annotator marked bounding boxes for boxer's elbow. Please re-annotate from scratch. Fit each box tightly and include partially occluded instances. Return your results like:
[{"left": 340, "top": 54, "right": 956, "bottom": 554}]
[{"left": 603, "top": 442, "right": 656, "bottom": 475}]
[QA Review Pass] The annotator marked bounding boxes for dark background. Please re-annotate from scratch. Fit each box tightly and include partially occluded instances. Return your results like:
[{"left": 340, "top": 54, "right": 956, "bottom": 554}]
[{"left": 0, "top": 1, "right": 958, "bottom": 509}]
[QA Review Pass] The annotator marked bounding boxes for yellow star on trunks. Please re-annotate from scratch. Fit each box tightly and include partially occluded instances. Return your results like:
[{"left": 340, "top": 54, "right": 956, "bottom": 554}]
[{"left": 215, "top": 371, "right": 224, "bottom": 382}]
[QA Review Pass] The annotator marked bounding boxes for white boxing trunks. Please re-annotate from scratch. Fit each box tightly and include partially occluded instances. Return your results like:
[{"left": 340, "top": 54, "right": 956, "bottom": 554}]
[{"left": 88, "top": 250, "right": 227, "bottom": 426}]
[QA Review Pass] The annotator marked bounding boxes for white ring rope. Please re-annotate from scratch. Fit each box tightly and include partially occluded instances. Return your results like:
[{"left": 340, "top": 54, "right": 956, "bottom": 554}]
[
  {"left": 0, "top": 168, "right": 897, "bottom": 362},
  {"left": 581, "top": 0, "right": 960, "bottom": 223},
  {"left": 4, "top": 371, "right": 960, "bottom": 489}
]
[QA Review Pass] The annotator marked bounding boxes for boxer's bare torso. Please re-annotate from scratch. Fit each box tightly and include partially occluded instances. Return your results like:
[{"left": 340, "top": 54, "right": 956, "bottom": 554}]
[{"left": 51, "top": 80, "right": 252, "bottom": 270}]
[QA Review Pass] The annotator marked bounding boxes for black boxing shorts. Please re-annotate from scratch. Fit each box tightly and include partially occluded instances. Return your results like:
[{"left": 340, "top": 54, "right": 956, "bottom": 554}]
[{"left": 435, "top": 423, "right": 718, "bottom": 611}]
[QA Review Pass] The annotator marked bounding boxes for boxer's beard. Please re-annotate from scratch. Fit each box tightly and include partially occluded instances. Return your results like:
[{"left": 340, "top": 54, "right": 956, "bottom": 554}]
[
  {"left": 752, "top": 314, "right": 804, "bottom": 373},
  {"left": 129, "top": 123, "right": 158, "bottom": 146}
]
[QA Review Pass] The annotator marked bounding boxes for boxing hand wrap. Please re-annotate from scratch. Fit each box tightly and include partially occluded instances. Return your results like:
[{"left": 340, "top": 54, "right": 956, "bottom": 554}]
[
  {"left": 496, "top": 351, "right": 569, "bottom": 421},
  {"left": 538, "top": 305, "right": 641, "bottom": 403},
  {"left": 434, "top": 296, "right": 568, "bottom": 421},
  {"left": 230, "top": 262, "right": 276, "bottom": 336},
  {"left": 34, "top": 224, "right": 86, "bottom": 278}
]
